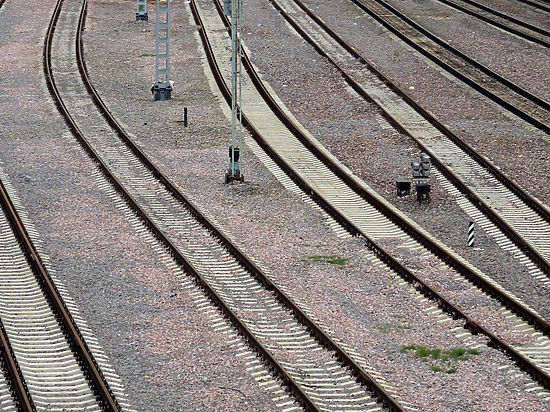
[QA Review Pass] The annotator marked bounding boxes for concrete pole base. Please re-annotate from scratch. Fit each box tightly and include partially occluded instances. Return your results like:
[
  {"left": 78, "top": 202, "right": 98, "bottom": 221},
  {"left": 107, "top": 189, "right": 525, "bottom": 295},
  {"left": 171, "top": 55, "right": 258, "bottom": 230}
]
[
  {"left": 225, "top": 171, "right": 244, "bottom": 184},
  {"left": 152, "top": 85, "right": 172, "bottom": 101}
]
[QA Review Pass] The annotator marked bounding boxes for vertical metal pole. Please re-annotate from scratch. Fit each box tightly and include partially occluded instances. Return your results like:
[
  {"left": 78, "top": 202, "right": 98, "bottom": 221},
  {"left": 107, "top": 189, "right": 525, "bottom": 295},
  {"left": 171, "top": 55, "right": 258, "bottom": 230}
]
[
  {"left": 153, "top": 0, "right": 172, "bottom": 100},
  {"left": 237, "top": 0, "right": 243, "bottom": 177},
  {"left": 230, "top": 0, "right": 242, "bottom": 178}
]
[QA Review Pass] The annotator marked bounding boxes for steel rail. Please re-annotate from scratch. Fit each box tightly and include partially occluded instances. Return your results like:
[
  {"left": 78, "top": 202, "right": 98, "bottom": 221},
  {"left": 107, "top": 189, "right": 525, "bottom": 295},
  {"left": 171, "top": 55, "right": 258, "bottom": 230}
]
[
  {"left": 71, "top": 1, "right": 321, "bottom": 411},
  {"left": 205, "top": 0, "right": 550, "bottom": 390},
  {"left": 73, "top": 0, "right": 405, "bottom": 408},
  {"left": 515, "top": 0, "right": 550, "bottom": 13},
  {"left": 42, "top": 0, "right": 123, "bottom": 410},
  {"left": 0, "top": 207, "right": 35, "bottom": 412},
  {"left": 0, "top": 321, "right": 34, "bottom": 411},
  {"left": 69, "top": 0, "right": 402, "bottom": 410},
  {"left": 287, "top": 0, "right": 550, "bottom": 222},
  {"left": 288, "top": 0, "right": 550, "bottom": 228},
  {"left": 348, "top": 0, "right": 550, "bottom": 134},
  {"left": 353, "top": 0, "right": 550, "bottom": 110},
  {"left": 270, "top": 0, "right": 550, "bottom": 279},
  {"left": 433, "top": 0, "right": 550, "bottom": 47}
]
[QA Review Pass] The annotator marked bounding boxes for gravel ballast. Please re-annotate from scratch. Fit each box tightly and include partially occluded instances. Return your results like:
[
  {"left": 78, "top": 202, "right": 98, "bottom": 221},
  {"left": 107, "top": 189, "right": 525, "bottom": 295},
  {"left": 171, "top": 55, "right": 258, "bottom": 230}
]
[
  {"left": 81, "top": 0, "right": 549, "bottom": 410},
  {"left": 237, "top": 0, "right": 550, "bottom": 316},
  {"left": 0, "top": 0, "right": 549, "bottom": 410},
  {"left": 0, "top": 0, "right": 283, "bottom": 410}
]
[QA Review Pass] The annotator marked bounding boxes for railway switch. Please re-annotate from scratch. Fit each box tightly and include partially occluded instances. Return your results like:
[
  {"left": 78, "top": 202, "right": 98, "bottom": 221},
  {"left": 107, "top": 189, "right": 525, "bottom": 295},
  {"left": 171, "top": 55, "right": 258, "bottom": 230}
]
[{"left": 136, "top": 0, "right": 148, "bottom": 21}]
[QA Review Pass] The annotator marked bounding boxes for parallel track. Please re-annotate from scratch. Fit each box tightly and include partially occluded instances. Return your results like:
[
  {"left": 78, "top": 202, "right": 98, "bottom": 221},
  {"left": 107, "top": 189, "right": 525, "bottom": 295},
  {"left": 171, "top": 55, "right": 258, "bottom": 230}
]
[
  {"left": 516, "top": 0, "right": 550, "bottom": 13},
  {"left": 267, "top": 0, "right": 550, "bottom": 288},
  {"left": 0, "top": 242, "right": 33, "bottom": 412},
  {"left": 44, "top": 0, "right": 137, "bottom": 408},
  {"left": 0, "top": 176, "right": 118, "bottom": 411},
  {"left": 347, "top": 0, "right": 550, "bottom": 134},
  {"left": 0, "top": 1, "right": 28, "bottom": 402},
  {"left": 197, "top": 0, "right": 550, "bottom": 390},
  {"left": 45, "top": 0, "right": 410, "bottom": 409},
  {"left": 429, "top": 0, "right": 550, "bottom": 47}
]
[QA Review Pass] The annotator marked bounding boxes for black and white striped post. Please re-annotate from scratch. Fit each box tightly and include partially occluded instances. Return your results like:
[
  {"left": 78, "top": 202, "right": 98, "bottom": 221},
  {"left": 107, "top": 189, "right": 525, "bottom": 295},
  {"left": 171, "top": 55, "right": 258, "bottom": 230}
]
[{"left": 468, "top": 221, "right": 475, "bottom": 247}]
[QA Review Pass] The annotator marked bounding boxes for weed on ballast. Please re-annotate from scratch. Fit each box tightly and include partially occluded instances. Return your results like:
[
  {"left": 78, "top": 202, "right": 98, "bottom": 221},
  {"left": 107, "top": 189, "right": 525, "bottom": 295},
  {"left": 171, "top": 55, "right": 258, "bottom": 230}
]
[
  {"left": 375, "top": 322, "right": 411, "bottom": 334},
  {"left": 400, "top": 344, "right": 480, "bottom": 374},
  {"left": 302, "top": 255, "right": 349, "bottom": 266}
]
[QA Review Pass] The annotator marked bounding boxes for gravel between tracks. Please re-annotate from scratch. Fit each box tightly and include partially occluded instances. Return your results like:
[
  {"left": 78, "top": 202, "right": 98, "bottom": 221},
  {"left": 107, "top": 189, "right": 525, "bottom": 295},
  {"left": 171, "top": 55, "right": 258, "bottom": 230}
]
[
  {"left": 0, "top": 0, "right": 281, "bottom": 410},
  {"left": 77, "top": 0, "right": 549, "bottom": 410},
  {"left": 237, "top": 0, "right": 550, "bottom": 316},
  {"left": 1, "top": 0, "right": 548, "bottom": 409},
  {"left": 311, "top": 0, "right": 550, "bottom": 205}
]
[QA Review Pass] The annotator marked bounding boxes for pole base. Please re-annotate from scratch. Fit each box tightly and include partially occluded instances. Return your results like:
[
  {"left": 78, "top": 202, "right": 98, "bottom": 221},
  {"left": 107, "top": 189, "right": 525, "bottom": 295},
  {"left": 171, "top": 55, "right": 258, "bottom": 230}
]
[
  {"left": 136, "top": 13, "right": 148, "bottom": 21},
  {"left": 152, "top": 85, "right": 172, "bottom": 101},
  {"left": 225, "top": 171, "right": 244, "bottom": 184}
]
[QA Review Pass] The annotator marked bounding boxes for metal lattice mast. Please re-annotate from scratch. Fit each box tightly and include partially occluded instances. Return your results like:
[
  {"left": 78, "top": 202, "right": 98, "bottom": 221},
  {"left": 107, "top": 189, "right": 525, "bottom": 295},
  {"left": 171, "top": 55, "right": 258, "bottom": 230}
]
[
  {"left": 152, "top": 0, "right": 172, "bottom": 100},
  {"left": 225, "top": 0, "right": 244, "bottom": 183}
]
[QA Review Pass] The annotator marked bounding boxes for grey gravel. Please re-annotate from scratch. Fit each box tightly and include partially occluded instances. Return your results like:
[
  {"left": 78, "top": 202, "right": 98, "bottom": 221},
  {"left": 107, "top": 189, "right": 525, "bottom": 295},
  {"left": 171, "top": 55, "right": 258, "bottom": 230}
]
[
  {"left": 0, "top": 0, "right": 282, "bottom": 410},
  {"left": 299, "top": 0, "right": 550, "bottom": 206},
  {"left": 1, "top": 0, "right": 549, "bottom": 410},
  {"left": 82, "top": 0, "right": 549, "bottom": 410}
]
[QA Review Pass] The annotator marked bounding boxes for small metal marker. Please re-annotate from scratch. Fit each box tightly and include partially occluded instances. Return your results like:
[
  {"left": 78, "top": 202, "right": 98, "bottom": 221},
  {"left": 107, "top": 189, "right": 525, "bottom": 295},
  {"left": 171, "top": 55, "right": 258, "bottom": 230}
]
[
  {"left": 136, "top": 0, "right": 148, "bottom": 21},
  {"left": 183, "top": 107, "right": 188, "bottom": 127},
  {"left": 468, "top": 221, "right": 475, "bottom": 247}
]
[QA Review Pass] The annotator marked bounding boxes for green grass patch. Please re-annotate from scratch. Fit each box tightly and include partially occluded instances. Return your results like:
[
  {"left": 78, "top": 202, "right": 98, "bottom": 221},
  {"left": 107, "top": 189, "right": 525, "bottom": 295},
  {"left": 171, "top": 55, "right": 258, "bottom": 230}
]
[
  {"left": 302, "top": 255, "right": 349, "bottom": 266},
  {"left": 375, "top": 323, "right": 411, "bottom": 334},
  {"left": 401, "top": 344, "right": 481, "bottom": 373},
  {"left": 140, "top": 53, "right": 156, "bottom": 57}
]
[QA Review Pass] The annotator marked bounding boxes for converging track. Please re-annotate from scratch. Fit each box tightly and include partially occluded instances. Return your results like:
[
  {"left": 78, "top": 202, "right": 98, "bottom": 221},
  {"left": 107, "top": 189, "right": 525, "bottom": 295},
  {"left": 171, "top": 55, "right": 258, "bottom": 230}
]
[
  {"left": 266, "top": 0, "right": 550, "bottom": 298},
  {"left": 44, "top": 0, "right": 412, "bottom": 409},
  {"left": 0, "top": 0, "right": 548, "bottom": 408},
  {"left": 0, "top": 176, "right": 120, "bottom": 410},
  {"left": 193, "top": 0, "right": 550, "bottom": 392},
  {"left": 419, "top": 0, "right": 550, "bottom": 47},
  {"left": 346, "top": 0, "right": 550, "bottom": 134}
]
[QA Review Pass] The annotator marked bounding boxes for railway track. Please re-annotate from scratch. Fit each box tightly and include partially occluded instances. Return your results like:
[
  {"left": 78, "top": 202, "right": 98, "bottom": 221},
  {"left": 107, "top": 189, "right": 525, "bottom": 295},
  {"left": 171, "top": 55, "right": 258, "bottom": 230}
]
[
  {"left": 517, "top": 0, "right": 550, "bottom": 13},
  {"left": 43, "top": 0, "right": 414, "bottom": 409},
  {"left": 265, "top": 0, "right": 550, "bottom": 298},
  {"left": 0, "top": 176, "right": 120, "bottom": 410},
  {"left": 0, "top": 0, "right": 25, "bottom": 396},
  {"left": 345, "top": 0, "right": 550, "bottom": 134},
  {"left": 193, "top": 0, "right": 550, "bottom": 391},
  {"left": 0, "top": 307, "right": 32, "bottom": 411},
  {"left": 421, "top": 0, "right": 550, "bottom": 47}
]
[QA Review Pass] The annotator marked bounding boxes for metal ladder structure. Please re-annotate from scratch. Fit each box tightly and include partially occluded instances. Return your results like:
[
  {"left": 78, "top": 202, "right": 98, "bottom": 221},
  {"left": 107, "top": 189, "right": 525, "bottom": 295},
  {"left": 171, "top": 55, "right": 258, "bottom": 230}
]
[
  {"left": 152, "top": 0, "right": 172, "bottom": 100},
  {"left": 224, "top": 0, "right": 244, "bottom": 183}
]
